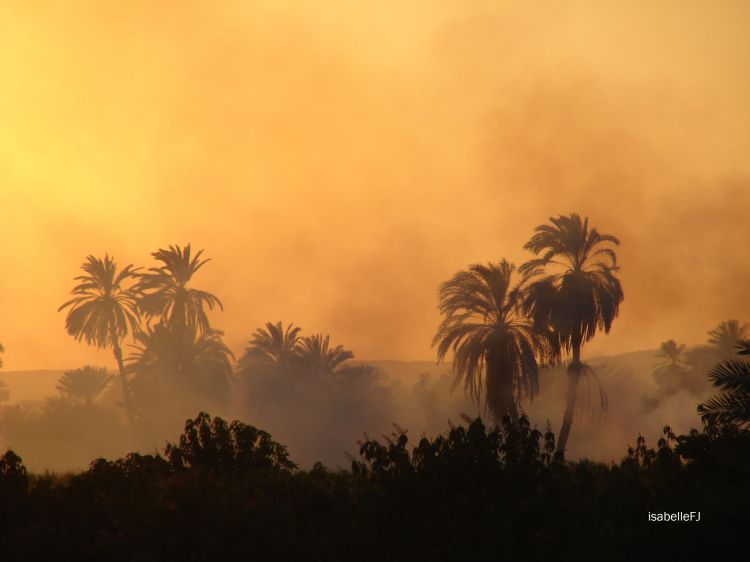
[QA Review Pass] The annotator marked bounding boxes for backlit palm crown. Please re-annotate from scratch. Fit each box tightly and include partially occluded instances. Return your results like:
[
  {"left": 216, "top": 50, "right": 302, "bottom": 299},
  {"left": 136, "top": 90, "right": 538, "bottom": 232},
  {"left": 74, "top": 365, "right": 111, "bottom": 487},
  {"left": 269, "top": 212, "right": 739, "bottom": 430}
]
[
  {"left": 296, "top": 334, "right": 354, "bottom": 374},
  {"left": 127, "top": 324, "right": 234, "bottom": 397},
  {"left": 520, "top": 213, "right": 623, "bottom": 351},
  {"left": 708, "top": 320, "right": 749, "bottom": 358},
  {"left": 433, "top": 260, "right": 558, "bottom": 406},
  {"left": 240, "top": 322, "right": 302, "bottom": 367},
  {"left": 56, "top": 366, "right": 113, "bottom": 405},
  {"left": 655, "top": 339, "right": 686, "bottom": 368},
  {"left": 137, "top": 244, "right": 223, "bottom": 335},
  {"left": 58, "top": 255, "right": 141, "bottom": 348}
]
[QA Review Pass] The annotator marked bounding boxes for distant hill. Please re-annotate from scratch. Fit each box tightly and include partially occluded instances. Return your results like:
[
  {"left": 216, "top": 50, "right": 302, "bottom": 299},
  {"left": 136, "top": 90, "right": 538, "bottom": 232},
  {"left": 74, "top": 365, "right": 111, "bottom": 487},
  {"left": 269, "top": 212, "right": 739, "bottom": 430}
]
[
  {"left": 364, "top": 360, "right": 453, "bottom": 382},
  {"left": 0, "top": 352, "right": 658, "bottom": 404},
  {"left": 0, "top": 370, "right": 65, "bottom": 403}
]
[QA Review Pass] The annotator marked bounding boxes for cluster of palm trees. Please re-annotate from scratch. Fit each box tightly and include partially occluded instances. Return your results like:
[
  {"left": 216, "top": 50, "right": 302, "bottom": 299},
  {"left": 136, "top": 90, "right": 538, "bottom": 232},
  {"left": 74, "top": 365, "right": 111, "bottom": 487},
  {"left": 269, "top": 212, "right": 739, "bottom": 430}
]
[
  {"left": 646, "top": 321, "right": 750, "bottom": 411},
  {"left": 59, "top": 248, "right": 359, "bottom": 430},
  {"left": 433, "top": 213, "right": 624, "bottom": 456},
  {"left": 45, "top": 218, "right": 750, "bottom": 457},
  {"left": 58, "top": 245, "right": 231, "bottom": 428},
  {"left": 237, "top": 322, "right": 355, "bottom": 377}
]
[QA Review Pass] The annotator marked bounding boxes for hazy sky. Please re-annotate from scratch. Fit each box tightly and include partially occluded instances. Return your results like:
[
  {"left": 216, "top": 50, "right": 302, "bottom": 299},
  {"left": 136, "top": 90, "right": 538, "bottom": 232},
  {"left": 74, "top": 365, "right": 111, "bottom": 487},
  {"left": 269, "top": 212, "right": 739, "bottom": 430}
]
[{"left": 2, "top": 1, "right": 749, "bottom": 370}]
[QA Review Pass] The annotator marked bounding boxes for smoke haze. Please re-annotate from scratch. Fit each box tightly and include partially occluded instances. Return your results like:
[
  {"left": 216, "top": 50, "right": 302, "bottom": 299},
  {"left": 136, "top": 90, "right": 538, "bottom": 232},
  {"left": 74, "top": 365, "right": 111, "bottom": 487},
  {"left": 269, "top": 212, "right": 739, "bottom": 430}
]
[{"left": 1, "top": 2, "right": 749, "bottom": 370}]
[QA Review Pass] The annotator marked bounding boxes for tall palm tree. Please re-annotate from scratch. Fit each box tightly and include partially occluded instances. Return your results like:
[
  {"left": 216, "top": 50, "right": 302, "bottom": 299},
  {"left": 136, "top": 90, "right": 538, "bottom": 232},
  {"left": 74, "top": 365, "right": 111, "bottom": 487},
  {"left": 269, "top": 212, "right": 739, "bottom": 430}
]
[
  {"left": 56, "top": 366, "right": 113, "bottom": 406},
  {"left": 520, "top": 213, "right": 623, "bottom": 457},
  {"left": 127, "top": 324, "right": 234, "bottom": 414},
  {"left": 698, "top": 340, "right": 750, "bottom": 428},
  {"left": 136, "top": 244, "right": 223, "bottom": 335},
  {"left": 238, "top": 322, "right": 302, "bottom": 369},
  {"left": 295, "top": 334, "right": 354, "bottom": 375},
  {"left": 58, "top": 255, "right": 140, "bottom": 427},
  {"left": 433, "top": 260, "right": 558, "bottom": 424},
  {"left": 707, "top": 320, "right": 749, "bottom": 359}
]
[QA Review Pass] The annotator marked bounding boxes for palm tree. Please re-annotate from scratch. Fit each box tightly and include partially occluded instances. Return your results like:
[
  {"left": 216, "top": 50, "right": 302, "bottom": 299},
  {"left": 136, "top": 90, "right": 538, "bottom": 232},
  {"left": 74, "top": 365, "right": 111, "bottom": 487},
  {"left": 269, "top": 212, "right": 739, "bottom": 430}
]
[
  {"left": 127, "top": 324, "right": 234, "bottom": 414},
  {"left": 56, "top": 366, "right": 113, "bottom": 406},
  {"left": 295, "top": 334, "right": 354, "bottom": 375},
  {"left": 136, "top": 244, "right": 223, "bottom": 335},
  {"left": 698, "top": 340, "right": 750, "bottom": 428},
  {"left": 58, "top": 255, "right": 140, "bottom": 427},
  {"left": 520, "top": 213, "right": 623, "bottom": 456},
  {"left": 0, "top": 342, "right": 4, "bottom": 368},
  {"left": 433, "top": 260, "right": 558, "bottom": 424},
  {"left": 655, "top": 340, "right": 686, "bottom": 369},
  {"left": 707, "top": 320, "right": 749, "bottom": 359},
  {"left": 238, "top": 322, "right": 302, "bottom": 369},
  {"left": 650, "top": 340, "right": 688, "bottom": 401}
]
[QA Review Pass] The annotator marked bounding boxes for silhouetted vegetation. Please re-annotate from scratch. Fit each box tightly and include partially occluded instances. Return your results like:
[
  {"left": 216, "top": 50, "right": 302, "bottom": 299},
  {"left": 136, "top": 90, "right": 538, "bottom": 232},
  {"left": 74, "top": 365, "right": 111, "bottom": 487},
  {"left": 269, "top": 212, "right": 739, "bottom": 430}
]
[
  {"left": 521, "top": 213, "right": 624, "bottom": 456},
  {"left": 135, "top": 244, "right": 223, "bottom": 335},
  {"left": 433, "top": 260, "right": 558, "bottom": 423},
  {"left": 56, "top": 366, "right": 113, "bottom": 406},
  {"left": 643, "top": 321, "right": 750, "bottom": 413},
  {"left": 698, "top": 340, "right": 750, "bottom": 428},
  {"left": 0, "top": 412, "right": 746, "bottom": 560},
  {"left": 58, "top": 255, "right": 141, "bottom": 427},
  {"left": 2, "top": 231, "right": 747, "bottom": 557}
]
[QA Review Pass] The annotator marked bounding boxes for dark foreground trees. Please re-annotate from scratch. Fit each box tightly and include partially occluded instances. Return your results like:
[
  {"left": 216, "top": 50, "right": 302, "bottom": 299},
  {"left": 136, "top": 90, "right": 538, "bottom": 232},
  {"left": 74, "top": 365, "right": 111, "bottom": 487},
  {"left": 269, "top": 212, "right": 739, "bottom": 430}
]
[{"left": 1, "top": 412, "right": 748, "bottom": 561}]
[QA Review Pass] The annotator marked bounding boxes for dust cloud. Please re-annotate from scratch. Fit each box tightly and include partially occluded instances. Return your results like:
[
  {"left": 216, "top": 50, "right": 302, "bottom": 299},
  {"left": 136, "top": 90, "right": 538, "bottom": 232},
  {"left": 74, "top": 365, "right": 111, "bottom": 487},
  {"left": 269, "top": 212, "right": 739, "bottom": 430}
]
[{"left": 1, "top": 2, "right": 748, "bottom": 470}]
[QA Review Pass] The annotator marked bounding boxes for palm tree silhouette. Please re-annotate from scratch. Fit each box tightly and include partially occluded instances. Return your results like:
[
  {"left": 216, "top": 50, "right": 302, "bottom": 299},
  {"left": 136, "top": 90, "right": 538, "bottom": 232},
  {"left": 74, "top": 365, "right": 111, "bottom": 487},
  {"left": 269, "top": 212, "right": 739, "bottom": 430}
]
[
  {"left": 655, "top": 340, "right": 687, "bottom": 369},
  {"left": 239, "top": 322, "right": 302, "bottom": 369},
  {"left": 433, "top": 260, "right": 558, "bottom": 424},
  {"left": 520, "top": 213, "right": 623, "bottom": 456},
  {"left": 0, "top": 342, "right": 4, "bottom": 368},
  {"left": 136, "top": 244, "right": 222, "bottom": 335},
  {"left": 650, "top": 340, "right": 689, "bottom": 402},
  {"left": 56, "top": 366, "right": 113, "bottom": 406},
  {"left": 698, "top": 340, "right": 750, "bottom": 428},
  {"left": 127, "top": 324, "right": 234, "bottom": 414},
  {"left": 58, "top": 255, "right": 140, "bottom": 427},
  {"left": 295, "top": 334, "right": 354, "bottom": 375},
  {"left": 707, "top": 320, "right": 749, "bottom": 359}
]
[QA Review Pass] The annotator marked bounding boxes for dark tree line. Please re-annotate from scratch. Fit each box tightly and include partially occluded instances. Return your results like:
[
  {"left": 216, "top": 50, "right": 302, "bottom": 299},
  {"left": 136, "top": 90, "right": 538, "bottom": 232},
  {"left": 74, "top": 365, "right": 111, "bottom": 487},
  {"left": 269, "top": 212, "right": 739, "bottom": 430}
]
[{"left": 1, "top": 411, "right": 747, "bottom": 561}]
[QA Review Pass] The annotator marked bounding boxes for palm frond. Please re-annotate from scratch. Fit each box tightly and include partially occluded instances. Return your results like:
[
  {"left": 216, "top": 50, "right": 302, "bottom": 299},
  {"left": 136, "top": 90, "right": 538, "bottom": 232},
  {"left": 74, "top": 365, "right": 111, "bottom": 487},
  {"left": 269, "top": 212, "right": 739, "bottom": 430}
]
[
  {"left": 58, "top": 255, "right": 142, "bottom": 349},
  {"left": 433, "top": 260, "right": 557, "bottom": 422},
  {"left": 135, "top": 244, "right": 223, "bottom": 335}
]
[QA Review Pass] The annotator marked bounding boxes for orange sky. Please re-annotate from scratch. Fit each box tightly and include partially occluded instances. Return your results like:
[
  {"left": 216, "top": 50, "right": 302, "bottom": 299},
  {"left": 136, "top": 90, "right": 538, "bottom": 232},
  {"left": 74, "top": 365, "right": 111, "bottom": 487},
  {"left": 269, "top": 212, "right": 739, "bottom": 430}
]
[{"left": 1, "top": 1, "right": 749, "bottom": 370}]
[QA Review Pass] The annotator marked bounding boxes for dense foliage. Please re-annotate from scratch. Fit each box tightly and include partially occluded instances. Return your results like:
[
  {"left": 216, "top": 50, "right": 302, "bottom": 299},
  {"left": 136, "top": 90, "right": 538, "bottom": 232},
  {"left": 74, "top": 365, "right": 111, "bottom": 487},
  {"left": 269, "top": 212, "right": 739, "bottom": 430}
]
[{"left": 1, "top": 412, "right": 747, "bottom": 561}]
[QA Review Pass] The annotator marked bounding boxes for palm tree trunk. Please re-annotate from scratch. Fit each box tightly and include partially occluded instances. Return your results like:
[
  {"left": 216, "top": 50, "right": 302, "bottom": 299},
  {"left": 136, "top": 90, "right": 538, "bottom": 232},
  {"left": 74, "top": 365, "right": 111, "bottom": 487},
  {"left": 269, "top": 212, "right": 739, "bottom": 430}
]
[
  {"left": 556, "top": 343, "right": 582, "bottom": 458},
  {"left": 487, "top": 352, "right": 519, "bottom": 425},
  {"left": 113, "top": 340, "right": 136, "bottom": 428}
]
